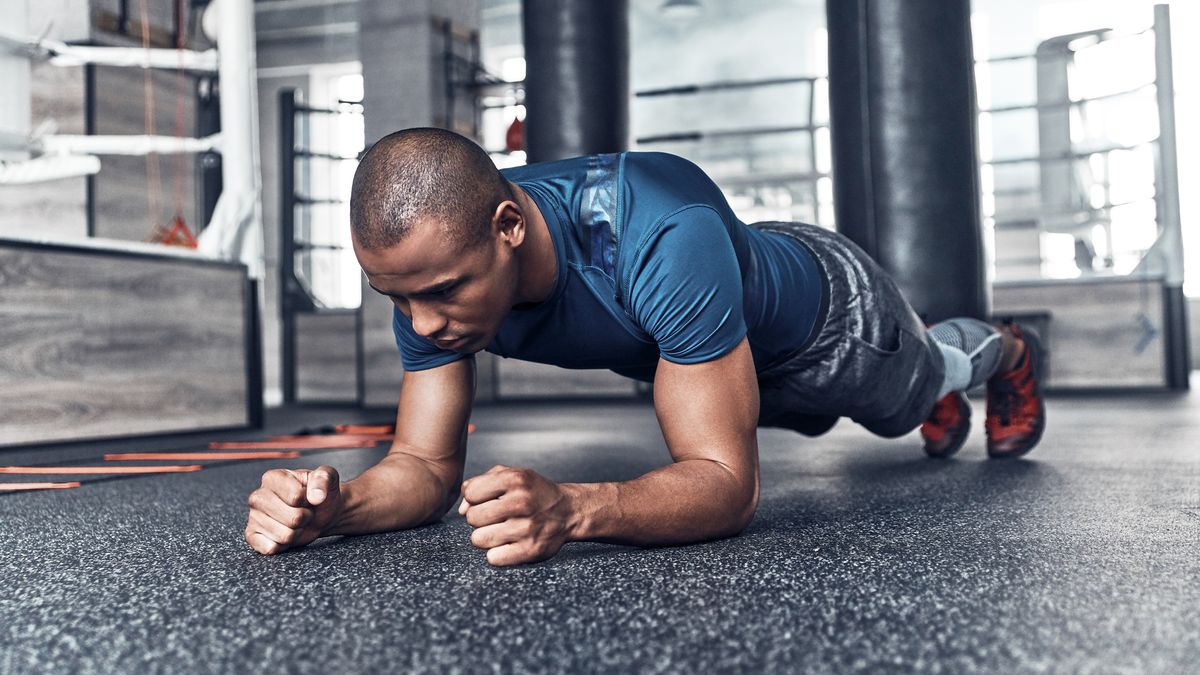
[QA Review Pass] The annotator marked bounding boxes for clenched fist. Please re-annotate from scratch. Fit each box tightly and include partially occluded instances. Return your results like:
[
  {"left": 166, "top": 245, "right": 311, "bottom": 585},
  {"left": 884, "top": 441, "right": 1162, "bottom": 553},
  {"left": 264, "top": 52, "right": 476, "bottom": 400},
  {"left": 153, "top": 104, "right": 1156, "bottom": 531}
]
[
  {"left": 245, "top": 466, "right": 343, "bottom": 555},
  {"left": 459, "top": 465, "right": 577, "bottom": 567}
]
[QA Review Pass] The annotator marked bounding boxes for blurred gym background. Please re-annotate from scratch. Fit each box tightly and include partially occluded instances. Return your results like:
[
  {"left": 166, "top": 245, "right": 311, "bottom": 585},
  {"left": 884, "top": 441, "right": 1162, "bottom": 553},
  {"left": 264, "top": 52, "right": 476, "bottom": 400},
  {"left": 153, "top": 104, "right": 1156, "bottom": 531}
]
[{"left": 1, "top": 0, "right": 1196, "bottom": 446}]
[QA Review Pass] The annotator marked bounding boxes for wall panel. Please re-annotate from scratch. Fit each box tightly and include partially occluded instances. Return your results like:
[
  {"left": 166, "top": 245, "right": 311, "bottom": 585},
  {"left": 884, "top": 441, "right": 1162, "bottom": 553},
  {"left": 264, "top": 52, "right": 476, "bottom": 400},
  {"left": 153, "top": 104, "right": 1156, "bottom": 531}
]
[{"left": 0, "top": 238, "right": 251, "bottom": 447}]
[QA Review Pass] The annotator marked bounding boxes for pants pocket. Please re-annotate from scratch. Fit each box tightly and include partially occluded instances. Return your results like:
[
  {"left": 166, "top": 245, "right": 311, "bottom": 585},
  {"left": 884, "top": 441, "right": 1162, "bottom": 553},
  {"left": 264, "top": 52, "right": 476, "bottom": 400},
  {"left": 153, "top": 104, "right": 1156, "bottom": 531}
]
[{"left": 834, "top": 327, "right": 910, "bottom": 419}]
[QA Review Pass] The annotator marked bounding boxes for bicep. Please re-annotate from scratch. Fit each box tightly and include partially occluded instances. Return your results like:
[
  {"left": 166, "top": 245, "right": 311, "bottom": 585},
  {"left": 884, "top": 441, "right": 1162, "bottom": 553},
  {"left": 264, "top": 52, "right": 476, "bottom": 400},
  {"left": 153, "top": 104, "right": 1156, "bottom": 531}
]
[
  {"left": 652, "top": 337, "right": 759, "bottom": 488},
  {"left": 391, "top": 356, "right": 475, "bottom": 490}
]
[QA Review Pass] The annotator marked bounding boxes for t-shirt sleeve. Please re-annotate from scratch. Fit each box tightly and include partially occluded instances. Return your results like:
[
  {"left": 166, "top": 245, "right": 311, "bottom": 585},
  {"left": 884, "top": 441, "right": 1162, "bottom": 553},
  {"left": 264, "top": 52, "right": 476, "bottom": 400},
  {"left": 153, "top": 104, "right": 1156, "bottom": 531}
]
[
  {"left": 626, "top": 205, "right": 747, "bottom": 364},
  {"left": 392, "top": 306, "right": 469, "bottom": 371}
]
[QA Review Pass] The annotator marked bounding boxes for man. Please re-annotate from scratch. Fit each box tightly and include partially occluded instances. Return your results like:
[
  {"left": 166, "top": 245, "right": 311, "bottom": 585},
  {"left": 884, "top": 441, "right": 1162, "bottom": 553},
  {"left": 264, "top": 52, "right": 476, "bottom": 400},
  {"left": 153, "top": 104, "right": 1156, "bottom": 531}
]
[{"left": 244, "top": 128, "right": 1045, "bottom": 566}]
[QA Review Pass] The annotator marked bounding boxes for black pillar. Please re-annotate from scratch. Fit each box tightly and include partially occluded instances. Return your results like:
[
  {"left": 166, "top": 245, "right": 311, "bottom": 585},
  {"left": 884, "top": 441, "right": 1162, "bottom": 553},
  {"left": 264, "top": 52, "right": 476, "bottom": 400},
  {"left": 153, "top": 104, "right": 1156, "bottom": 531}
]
[
  {"left": 826, "top": 0, "right": 987, "bottom": 322},
  {"left": 522, "top": 0, "right": 629, "bottom": 162},
  {"left": 196, "top": 76, "right": 222, "bottom": 231}
]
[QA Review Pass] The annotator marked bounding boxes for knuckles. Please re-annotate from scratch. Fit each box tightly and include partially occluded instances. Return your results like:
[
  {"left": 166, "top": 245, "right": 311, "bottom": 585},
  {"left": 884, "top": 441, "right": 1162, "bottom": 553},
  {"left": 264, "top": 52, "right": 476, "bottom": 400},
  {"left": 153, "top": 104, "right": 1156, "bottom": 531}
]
[
  {"left": 244, "top": 529, "right": 278, "bottom": 555},
  {"left": 463, "top": 466, "right": 538, "bottom": 502},
  {"left": 465, "top": 509, "right": 487, "bottom": 528},
  {"left": 246, "top": 488, "right": 310, "bottom": 533},
  {"left": 283, "top": 510, "right": 308, "bottom": 530},
  {"left": 506, "top": 468, "right": 532, "bottom": 489},
  {"left": 460, "top": 466, "right": 559, "bottom": 564},
  {"left": 487, "top": 543, "right": 543, "bottom": 567},
  {"left": 258, "top": 469, "right": 304, "bottom": 506},
  {"left": 507, "top": 493, "right": 533, "bottom": 515},
  {"left": 513, "top": 518, "right": 533, "bottom": 538}
]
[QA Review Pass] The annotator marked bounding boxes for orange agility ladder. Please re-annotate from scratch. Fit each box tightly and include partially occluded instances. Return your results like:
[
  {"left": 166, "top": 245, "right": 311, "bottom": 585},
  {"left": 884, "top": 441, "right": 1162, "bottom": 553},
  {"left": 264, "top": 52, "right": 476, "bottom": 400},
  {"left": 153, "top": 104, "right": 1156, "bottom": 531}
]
[
  {"left": 105, "top": 451, "right": 300, "bottom": 461},
  {"left": 0, "top": 465, "right": 203, "bottom": 475},
  {"left": 210, "top": 439, "right": 379, "bottom": 450},
  {"left": 0, "top": 482, "right": 82, "bottom": 491}
]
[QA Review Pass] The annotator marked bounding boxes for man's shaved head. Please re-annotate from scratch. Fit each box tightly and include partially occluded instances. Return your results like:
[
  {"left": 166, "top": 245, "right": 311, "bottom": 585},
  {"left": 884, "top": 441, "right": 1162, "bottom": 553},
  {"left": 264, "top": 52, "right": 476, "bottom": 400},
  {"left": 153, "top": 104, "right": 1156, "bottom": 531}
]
[{"left": 350, "top": 128, "right": 514, "bottom": 251}]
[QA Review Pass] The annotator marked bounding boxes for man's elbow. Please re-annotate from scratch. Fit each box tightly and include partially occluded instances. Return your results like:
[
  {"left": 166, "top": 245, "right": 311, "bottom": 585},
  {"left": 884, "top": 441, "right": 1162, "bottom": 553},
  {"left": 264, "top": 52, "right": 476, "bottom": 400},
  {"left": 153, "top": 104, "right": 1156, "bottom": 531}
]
[
  {"left": 731, "top": 482, "right": 759, "bottom": 533},
  {"left": 423, "top": 484, "right": 461, "bottom": 525},
  {"left": 399, "top": 466, "right": 461, "bottom": 527},
  {"left": 715, "top": 465, "right": 759, "bottom": 535}
]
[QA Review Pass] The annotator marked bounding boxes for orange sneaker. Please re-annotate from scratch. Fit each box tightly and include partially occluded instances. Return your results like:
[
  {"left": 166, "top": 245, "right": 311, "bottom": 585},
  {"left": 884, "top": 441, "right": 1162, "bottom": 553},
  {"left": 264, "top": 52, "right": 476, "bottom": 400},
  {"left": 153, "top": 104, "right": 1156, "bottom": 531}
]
[
  {"left": 921, "top": 391, "right": 971, "bottom": 458},
  {"left": 985, "top": 323, "right": 1046, "bottom": 458}
]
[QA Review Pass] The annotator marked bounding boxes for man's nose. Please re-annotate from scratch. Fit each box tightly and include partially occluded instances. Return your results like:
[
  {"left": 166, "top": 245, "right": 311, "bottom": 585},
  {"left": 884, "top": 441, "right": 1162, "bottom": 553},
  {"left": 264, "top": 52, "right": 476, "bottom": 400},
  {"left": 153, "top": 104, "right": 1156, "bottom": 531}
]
[{"left": 410, "top": 305, "right": 448, "bottom": 339}]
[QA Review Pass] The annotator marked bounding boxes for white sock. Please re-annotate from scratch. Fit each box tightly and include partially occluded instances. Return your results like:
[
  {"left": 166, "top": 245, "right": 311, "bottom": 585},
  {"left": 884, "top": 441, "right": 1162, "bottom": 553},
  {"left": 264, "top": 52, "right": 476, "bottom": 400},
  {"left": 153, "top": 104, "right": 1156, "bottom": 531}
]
[{"left": 935, "top": 342, "right": 972, "bottom": 399}]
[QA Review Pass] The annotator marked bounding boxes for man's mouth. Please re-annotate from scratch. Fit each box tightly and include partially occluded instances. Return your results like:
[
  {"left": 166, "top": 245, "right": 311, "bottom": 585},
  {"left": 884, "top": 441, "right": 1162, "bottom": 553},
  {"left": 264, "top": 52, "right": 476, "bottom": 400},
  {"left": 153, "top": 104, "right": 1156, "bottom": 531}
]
[{"left": 436, "top": 336, "right": 468, "bottom": 350}]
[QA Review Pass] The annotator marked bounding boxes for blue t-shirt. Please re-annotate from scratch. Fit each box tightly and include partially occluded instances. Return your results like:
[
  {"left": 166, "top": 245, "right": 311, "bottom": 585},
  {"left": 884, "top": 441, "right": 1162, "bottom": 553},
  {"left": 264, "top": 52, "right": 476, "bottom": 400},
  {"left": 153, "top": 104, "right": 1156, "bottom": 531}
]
[{"left": 393, "top": 151, "right": 825, "bottom": 382}]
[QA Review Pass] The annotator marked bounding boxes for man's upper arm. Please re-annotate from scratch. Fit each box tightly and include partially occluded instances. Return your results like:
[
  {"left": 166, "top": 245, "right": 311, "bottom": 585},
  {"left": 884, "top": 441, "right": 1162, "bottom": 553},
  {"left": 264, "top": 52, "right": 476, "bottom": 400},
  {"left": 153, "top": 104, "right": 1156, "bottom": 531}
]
[
  {"left": 627, "top": 206, "right": 747, "bottom": 365},
  {"left": 652, "top": 337, "right": 760, "bottom": 513},
  {"left": 391, "top": 356, "right": 475, "bottom": 496}
]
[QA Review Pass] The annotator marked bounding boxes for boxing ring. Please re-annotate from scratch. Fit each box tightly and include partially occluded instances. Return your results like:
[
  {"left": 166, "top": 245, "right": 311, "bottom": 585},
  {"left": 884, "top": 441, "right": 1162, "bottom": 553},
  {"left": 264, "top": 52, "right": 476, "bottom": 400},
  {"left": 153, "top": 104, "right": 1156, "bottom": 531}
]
[
  {"left": 979, "top": 4, "right": 1190, "bottom": 390},
  {"left": 0, "top": 0, "right": 266, "bottom": 446}
]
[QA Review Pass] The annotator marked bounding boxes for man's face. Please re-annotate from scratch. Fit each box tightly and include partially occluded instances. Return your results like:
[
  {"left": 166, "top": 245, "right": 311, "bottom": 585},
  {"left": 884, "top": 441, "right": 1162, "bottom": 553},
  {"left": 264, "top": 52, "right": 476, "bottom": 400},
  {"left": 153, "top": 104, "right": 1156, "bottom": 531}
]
[{"left": 355, "top": 216, "right": 519, "bottom": 354}]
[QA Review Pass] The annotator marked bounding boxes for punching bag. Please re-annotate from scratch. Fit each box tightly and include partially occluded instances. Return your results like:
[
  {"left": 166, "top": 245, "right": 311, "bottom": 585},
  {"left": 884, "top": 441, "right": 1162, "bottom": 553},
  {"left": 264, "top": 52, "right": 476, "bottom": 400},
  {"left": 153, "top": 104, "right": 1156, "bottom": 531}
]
[
  {"left": 522, "top": 0, "right": 629, "bottom": 162},
  {"left": 826, "top": 0, "right": 988, "bottom": 322}
]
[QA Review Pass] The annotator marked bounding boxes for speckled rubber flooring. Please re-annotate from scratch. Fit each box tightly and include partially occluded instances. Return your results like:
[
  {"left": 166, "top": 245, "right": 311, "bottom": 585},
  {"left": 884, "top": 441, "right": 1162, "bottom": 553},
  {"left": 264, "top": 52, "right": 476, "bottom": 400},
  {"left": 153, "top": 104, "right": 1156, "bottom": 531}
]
[{"left": 2, "top": 388, "right": 1199, "bottom": 674}]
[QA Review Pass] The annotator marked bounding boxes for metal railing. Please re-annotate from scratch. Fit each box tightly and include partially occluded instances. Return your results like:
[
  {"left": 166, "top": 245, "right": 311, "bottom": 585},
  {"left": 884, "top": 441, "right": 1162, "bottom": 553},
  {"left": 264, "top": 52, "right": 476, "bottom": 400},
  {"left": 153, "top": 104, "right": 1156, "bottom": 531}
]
[
  {"left": 632, "top": 75, "right": 831, "bottom": 228},
  {"left": 976, "top": 5, "right": 1183, "bottom": 287}
]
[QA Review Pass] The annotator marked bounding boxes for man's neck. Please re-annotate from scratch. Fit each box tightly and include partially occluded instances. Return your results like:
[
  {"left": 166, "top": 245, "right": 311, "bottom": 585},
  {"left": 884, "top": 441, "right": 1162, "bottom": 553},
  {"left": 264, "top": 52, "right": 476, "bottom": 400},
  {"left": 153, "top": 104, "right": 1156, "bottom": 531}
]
[{"left": 511, "top": 182, "right": 557, "bottom": 307}]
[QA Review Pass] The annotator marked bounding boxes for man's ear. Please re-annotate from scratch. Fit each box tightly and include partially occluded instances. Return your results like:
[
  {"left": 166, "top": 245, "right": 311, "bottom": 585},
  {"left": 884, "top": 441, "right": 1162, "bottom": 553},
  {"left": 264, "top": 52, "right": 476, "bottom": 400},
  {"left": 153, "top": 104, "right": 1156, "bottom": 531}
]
[{"left": 493, "top": 200, "right": 525, "bottom": 247}]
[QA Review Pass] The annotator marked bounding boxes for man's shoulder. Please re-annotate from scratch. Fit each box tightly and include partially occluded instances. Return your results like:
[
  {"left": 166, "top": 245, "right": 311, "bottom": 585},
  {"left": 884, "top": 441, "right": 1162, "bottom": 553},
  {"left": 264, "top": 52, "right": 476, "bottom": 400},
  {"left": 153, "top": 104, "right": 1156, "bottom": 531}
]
[
  {"left": 500, "top": 155, "right": 596, "bottom": 183},
  {"left": 499, "top": 151, "right": 699, "bottom": 181},
  {"left": 618, "top": 153, "right": 734, "bottom": 246}
]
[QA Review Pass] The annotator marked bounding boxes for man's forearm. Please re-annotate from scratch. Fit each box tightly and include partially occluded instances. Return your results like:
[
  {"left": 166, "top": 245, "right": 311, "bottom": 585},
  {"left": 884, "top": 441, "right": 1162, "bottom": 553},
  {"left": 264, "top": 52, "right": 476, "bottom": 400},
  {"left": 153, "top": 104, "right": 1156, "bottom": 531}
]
[
  {"left": 325, "top": 451, "right": 457, "bottom": 537},
  {"left": 563, "top": 459, "right": 758, "bottom": 547}
]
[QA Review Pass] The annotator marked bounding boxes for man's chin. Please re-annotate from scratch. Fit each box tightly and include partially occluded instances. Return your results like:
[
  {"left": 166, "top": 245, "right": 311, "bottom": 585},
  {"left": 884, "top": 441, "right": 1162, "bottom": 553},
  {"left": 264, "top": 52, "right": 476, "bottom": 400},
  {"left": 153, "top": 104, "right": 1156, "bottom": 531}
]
[{"left": 449, "top": 335, "right": 489, "bottom": 353}]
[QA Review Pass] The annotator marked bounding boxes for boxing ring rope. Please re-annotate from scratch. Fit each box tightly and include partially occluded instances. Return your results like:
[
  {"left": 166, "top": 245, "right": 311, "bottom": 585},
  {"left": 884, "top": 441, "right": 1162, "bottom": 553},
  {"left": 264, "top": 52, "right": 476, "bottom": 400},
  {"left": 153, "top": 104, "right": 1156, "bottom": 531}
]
[{"left": 632, "top": 74, "right": 831, "bottom": 228}]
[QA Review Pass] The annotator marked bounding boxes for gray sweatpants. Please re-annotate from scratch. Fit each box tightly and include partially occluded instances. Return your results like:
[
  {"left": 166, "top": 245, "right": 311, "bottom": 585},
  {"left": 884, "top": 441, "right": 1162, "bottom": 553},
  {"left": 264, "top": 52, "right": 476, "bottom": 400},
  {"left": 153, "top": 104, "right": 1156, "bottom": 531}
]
[{"left": 751, "top": 222, "right": 946, "bottom": 438}]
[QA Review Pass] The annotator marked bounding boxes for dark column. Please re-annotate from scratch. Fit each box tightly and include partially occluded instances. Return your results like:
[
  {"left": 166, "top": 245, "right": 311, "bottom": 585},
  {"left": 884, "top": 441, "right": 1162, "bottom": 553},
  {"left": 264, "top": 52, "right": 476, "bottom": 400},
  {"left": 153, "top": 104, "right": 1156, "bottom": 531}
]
[
  {"left": 196, "top": 76, "right": 222, "bottom": 231},
  {"left": 826, "top": 0, "right": 986, "bottom": 322},
  {"left": 522, "top": 0, "right": 629, "bottom": 162}
]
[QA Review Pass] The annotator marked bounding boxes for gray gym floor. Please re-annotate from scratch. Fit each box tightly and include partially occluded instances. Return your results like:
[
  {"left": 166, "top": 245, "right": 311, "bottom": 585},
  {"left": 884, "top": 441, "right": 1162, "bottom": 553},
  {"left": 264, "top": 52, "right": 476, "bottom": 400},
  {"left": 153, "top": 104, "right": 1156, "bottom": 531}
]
[{"left": 2, "top": 385, "right": 1199, "bottom": 673}]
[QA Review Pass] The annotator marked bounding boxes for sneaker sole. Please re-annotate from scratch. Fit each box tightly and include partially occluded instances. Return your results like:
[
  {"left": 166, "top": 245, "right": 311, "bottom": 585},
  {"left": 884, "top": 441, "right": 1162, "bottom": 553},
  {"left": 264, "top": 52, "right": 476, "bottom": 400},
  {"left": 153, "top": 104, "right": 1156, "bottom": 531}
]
[
  {"left": 987, "top": 327, "right": 1046, "bottom": 459},
  {"left": 924, "top": 393, "right": 971, "bottom": 459}
]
